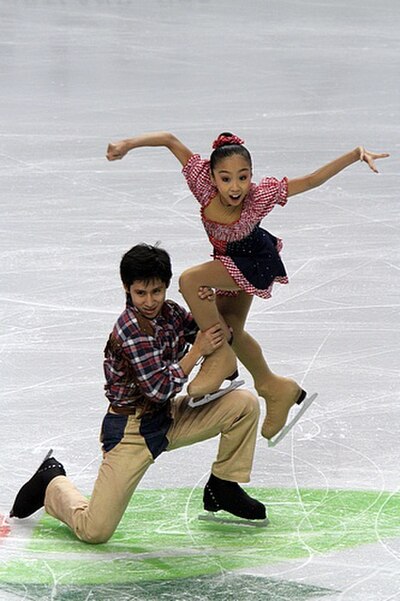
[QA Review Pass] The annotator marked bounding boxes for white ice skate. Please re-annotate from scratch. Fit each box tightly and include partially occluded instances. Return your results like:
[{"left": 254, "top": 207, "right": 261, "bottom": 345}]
[
  {"left": 267, "top": 392, "right": 318, "bottom": 447},
  {"left": 188, "top": 379, "right": 245, "bottom": 408}
]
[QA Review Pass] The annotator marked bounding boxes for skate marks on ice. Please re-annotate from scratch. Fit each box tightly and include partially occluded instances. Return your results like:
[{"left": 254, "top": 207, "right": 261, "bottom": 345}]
[
  {"left": 0, "top": 576, "right": 335, "bottom": 601},
  {"left": 1, "top": 487, "right": 400, "bottom": 600}
]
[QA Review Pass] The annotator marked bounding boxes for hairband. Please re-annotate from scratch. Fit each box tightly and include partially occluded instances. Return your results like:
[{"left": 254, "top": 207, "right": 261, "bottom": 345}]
[{"left": 212, "top": 134, "right": 245, "bottom": 150}]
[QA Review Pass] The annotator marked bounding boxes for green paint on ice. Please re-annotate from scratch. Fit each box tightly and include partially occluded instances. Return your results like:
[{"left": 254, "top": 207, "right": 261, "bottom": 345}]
[{"left": 0, "top": 487, "right": 399, "bottom": 590}]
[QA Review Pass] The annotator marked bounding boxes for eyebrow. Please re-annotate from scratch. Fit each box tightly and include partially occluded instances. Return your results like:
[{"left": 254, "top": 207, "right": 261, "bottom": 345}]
[
  {"left": 133, "top": 285, "right": 163, "bottom": 293},
  {"left": 217, "top": 167, "right": 250, "bottom": 175}
]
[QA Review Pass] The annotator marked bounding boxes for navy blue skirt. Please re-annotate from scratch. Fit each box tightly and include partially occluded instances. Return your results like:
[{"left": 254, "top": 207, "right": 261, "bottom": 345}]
[{"left": 222, "top": 226, "right": 287, "bottom": 291}]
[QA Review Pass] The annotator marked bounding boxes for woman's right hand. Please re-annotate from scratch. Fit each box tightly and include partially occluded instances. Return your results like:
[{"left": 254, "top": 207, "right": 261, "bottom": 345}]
[{"left": 106, "top": 140, "right": 131, "bottom": 161}]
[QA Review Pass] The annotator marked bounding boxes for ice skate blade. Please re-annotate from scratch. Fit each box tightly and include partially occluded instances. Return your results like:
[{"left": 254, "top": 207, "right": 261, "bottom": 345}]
[
  {"left": 198, "top": 511, "right": 269, "bottom": 528},
  {"left": 42, "top": 449, "right": 54, "bottom": 462},
  {"left": 268, "top": 392, "right": 318, "bottom": 447},
  {"left": 188, "top": 379, "right": 244, "bottom": 408}
]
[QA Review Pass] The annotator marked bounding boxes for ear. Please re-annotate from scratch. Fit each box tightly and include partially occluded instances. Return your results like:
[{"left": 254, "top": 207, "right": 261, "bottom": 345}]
[{"left": 209, "top": 168, "right": 216, "bottom": 185}]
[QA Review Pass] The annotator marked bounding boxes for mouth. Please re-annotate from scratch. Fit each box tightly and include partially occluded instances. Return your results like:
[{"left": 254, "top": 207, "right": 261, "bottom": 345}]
[
  {"left": 219, "top": 193, "right": 242, "bottom": 208},
  {"left": 142, "top": 307, "right": 158, "bottom": 316}
]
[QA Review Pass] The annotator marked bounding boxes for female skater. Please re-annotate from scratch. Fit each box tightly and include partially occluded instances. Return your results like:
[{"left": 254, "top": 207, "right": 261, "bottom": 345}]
[{"left": 106, "top": 132, "right": 388, "bottom": 440}]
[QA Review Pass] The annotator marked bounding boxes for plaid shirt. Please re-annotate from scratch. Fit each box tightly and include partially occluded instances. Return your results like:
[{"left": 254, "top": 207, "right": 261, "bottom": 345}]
[{"left": 104, "top": 298, "right": 198, "bottom": 409}]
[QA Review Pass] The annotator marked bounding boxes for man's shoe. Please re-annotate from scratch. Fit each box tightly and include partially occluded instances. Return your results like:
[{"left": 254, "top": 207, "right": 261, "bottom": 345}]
[
  {"left": 203, "top": 473, "right": 266, "bottom": 521},
  {"left": 10, "top": 449, "right": 66, "bottom": 519}
]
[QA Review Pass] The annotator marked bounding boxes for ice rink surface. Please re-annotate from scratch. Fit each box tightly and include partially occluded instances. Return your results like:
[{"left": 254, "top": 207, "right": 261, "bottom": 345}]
[{"left": 0, "top": 1, "right": 399, "bottom": 599}]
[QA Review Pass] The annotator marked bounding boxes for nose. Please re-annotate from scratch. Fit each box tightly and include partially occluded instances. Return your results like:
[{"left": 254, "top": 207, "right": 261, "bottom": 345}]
[{"left": 144, "top": 293, "right": 154, "bottom": 306}]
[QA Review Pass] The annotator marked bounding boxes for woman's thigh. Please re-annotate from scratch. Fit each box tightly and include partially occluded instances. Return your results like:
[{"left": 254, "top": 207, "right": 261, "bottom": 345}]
[{"left": 181, "top": 259, "right": 240, "bottom": 291}]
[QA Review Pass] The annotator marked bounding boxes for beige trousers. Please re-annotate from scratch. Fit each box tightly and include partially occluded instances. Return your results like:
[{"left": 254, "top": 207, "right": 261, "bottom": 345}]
[{"left": 44, "top": 388, "right": 259, "bottom": 544}]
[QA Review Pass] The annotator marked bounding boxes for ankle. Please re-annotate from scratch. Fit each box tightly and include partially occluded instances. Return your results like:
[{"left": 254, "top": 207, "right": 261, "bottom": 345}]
[
  {"left": 254, "top": 373, "right": 278, "bottom": 392},
  {"left": 39, "top": 458, "right": 66, "bottom": 486}
]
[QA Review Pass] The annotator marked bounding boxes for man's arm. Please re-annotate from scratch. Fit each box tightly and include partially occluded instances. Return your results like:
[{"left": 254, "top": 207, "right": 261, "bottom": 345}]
[
  {"left": 106, "top": 131, "right": 194, "bottom": 167},
  {"left": 179, "top": 325, "right": 224, "bottom": 376},
  {"left": 122, "top": 323, "right": 224, "bottom": 404}
]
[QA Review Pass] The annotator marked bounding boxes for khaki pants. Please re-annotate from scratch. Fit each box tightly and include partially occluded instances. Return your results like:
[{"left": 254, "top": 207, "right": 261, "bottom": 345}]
[{"left": 45, "top": 389, "right": 259, "bottom": 544}]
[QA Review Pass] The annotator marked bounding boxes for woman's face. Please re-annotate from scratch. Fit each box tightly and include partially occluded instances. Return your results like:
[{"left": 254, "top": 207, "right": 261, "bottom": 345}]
[{"left": 211, "top": 154, "right": 252, "bottom": 207}]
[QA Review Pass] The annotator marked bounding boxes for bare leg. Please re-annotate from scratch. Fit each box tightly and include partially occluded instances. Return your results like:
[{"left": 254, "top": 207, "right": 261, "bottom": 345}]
[
  {"left": 217, "top": 292, "right": 304, "bottom": 439},
  {"left": 179, "top": 260, "right": 239, "bottom": 396}
]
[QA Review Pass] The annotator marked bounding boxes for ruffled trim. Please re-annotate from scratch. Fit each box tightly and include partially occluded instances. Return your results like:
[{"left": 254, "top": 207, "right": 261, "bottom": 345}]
[{"left": 216, "top": 256, "right": 288, "bottom": 300}]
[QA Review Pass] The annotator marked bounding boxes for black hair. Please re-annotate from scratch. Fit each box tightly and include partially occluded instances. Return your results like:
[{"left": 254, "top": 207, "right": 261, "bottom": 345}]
[
  {"left": 120, "top": 243, "right": 172, "bottom": 289},
  {"left": 210, "top": 131, "right": 252, "bottom": 173}
]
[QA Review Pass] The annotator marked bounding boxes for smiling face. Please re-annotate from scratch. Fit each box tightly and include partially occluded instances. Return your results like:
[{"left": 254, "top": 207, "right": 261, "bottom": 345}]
[
  {"left": 125, "top": 278, "right": 167, "bottom": 319},
  {"left": 210, "top": 154, "right": 252, "bottom": 207}
]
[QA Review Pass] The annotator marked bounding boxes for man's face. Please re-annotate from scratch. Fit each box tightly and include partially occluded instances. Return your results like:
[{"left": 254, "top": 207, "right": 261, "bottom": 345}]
[{"left": 126, "top": 278, "right": 167, "bottom": 319}]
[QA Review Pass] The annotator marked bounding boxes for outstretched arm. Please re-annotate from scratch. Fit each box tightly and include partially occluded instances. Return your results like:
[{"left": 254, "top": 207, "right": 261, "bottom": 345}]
[
  {"left": 287, "top": 146, "right": 390, "bottom": 197},
  {"left": 106, "top": 131, "right": 194, "bottom": 167}
]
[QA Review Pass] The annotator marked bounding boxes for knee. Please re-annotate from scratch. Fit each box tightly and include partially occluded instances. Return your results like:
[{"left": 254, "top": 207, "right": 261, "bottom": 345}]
[
  {"left": 179, "top": 266, "right": 201, "bottom": 295},
  {"left": 76, "top": 521, "right": 116, "bottom": 545},
  {"left": 234, "top": 389, "right": 260, "bottom": 418}
]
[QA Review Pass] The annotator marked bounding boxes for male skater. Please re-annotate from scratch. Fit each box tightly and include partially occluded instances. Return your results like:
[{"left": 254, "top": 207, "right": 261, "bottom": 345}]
[{"left": 10, "top": 243, "right": 266, "bottom": 542}]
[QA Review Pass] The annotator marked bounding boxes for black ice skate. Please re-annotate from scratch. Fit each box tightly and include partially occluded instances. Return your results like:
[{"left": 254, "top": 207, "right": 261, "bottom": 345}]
[
  {"left": 10, "top": 449, "right": 66, "bottom": 519},
  {"left": 199, "top": 473, "right": 269, "bottom": 527}
]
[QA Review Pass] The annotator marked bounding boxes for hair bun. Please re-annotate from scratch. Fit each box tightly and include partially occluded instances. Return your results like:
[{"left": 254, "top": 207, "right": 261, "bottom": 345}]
[{"left": 212, "top": 134, "right": 245, "bottom": 150}]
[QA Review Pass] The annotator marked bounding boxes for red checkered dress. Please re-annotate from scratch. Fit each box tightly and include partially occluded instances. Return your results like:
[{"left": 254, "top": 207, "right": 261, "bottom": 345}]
[{"left": 182, "top": 154, "right": 289, "bottom": 299}]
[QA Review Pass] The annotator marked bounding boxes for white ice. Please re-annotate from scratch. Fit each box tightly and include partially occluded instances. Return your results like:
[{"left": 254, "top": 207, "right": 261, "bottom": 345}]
[{"left": 0, "top": 1, "right": 399, "bottom": 599}]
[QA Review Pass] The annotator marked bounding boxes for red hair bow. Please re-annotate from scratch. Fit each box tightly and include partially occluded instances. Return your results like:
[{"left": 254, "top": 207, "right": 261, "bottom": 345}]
[{"left": 212, "top": 134, "right": 245, "bottom": 149}]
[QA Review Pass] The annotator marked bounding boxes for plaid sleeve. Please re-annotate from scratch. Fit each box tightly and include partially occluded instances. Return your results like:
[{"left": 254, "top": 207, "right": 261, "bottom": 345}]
[
  {"left": 182, "top": 154, "right": 216, "bottom": 206},
  {"left": 122, "top": 335, "right": 187, "bottom": 404}
]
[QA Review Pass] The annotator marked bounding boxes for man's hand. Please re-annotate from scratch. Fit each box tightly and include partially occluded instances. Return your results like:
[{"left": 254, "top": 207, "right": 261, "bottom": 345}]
[{"left": 193, "top": 324, "right": 224, "bottom": 357}]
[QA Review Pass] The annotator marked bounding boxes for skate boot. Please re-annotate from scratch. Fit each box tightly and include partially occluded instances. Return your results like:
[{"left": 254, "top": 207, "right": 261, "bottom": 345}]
[
  {"left": 201, "top": 473, "right": 268, "bottom": 526},
  {"left": 259, "top": 375, "right": 306, "bottom": 440},
  {"left": 187, "top": 342, "right": 237, "bottom": 398},
  {"left": 10, "top": 449, "right": 66, "bottom": 519}
]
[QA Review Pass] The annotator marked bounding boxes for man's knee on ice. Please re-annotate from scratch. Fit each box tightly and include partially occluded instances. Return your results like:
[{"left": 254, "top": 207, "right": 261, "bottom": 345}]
[{"left": 77, "top": 522, "right": 116, "bottom": 545}]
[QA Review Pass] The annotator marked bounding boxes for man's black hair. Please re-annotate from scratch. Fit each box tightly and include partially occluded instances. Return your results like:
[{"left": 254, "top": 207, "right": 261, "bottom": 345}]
[{"left": 120, "top": 243, "right": 172, "bottom": 289}]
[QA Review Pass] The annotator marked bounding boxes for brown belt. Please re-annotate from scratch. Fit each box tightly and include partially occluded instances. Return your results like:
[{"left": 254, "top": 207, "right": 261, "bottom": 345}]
[{"left": 108, "top": 404, "right": 138, "bottom": 416}]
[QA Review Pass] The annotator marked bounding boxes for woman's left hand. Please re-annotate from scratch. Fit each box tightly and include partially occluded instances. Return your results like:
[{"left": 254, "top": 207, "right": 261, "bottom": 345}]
[{"left": 359, "top": 147, "right": 390, "bottom": 173}]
